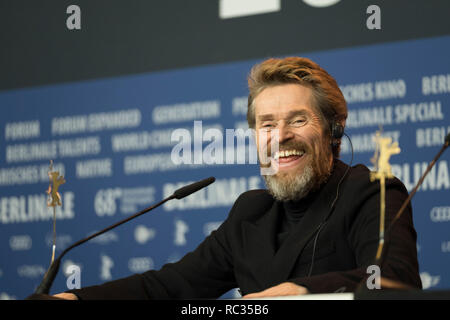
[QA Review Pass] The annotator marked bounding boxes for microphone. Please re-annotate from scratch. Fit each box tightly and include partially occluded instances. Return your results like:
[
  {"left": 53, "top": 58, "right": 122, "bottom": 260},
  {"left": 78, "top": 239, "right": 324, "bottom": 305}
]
[
  {"left": 173, "top": 176, "right": 215, "bottom": 199},
  {"left": 32, "top": 176, "right": 216, "bottom": 296}
]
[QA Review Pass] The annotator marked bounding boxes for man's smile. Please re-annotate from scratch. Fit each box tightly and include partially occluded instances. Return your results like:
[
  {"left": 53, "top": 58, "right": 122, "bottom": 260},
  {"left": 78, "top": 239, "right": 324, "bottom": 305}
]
[{"left": 272, "top": 149, "right": 306, "bottom": 171}]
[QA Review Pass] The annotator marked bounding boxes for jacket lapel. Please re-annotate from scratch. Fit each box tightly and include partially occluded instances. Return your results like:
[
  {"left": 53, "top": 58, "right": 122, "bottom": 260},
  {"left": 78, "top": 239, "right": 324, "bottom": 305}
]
[
  {"left": 241, "top": 200, "right": 281, "bottom": 289},
  {"left": 241, "top": 161, "right": 349, "bottom": 289},
  {"left": 267, "top": 160, "right": 349, "bottom": 285}
]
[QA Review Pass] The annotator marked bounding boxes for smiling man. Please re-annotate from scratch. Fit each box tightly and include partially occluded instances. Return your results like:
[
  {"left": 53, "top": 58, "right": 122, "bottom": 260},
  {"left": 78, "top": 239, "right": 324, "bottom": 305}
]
[
  {"left": 254, "top": 83, "right": 334, "bottom": 201},
  {"left": 56, "top": 57, "right": 421, "bottom": 300}
]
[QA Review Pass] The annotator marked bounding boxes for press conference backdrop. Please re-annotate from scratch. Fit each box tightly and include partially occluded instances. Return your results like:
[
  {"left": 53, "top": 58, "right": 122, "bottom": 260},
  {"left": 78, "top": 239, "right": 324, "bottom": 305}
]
[{"left": 1, "top": 1, "right": 450, "bottom": 299}]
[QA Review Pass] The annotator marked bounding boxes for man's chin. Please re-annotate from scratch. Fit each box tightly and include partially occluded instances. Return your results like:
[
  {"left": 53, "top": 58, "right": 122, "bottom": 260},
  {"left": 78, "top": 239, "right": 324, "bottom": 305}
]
[
  {"left": 263, "top": 164, "right": 316, "bottom": 202},
  {"left": 269, "top": 170, "right": 298, "bottom": 184},
  {"left": 269, "top": 160, "right": 307, "bottom": 180}
]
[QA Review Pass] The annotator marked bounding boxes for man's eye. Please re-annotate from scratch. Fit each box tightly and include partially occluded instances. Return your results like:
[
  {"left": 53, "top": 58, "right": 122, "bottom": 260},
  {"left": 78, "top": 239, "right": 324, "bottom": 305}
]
[{"left": 292, "top": 119, "right": 306, "bottom": 126}]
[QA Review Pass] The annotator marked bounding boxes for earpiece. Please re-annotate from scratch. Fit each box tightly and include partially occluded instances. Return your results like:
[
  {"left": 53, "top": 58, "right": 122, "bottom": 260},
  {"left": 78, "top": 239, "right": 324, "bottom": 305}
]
[
  {"left": 330, "top": 122, "right": 344, "bottom": 150},
  {"left": 331, "top": 123, "right": 344, "bottom": 140}
]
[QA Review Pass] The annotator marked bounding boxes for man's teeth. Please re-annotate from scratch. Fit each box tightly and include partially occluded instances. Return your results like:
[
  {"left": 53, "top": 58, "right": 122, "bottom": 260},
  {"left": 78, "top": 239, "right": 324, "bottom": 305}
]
[{"left": 274, "top": 150, "right": 304, "bottom": 160}]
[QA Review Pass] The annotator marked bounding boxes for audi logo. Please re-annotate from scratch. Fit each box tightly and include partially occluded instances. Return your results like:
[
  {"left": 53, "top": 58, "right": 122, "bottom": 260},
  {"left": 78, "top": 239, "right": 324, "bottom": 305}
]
[{"left": 430, "top": 207, "right": 450, "bottom": 222}]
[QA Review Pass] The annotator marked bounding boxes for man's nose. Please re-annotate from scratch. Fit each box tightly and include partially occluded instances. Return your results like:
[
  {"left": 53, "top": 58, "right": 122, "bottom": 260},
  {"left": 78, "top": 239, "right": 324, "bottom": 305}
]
[{"left": 277, "top": 123, "right": 294, "bottom": 143}]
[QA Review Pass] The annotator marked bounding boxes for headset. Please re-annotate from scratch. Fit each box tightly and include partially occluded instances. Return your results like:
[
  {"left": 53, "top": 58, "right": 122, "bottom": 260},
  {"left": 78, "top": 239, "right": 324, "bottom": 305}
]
[
  {"left": 331, "top": 122, "right": 344, "bottom": 147},
  {"left": 306, "top": 123, "right": 353, "bottom": 278}
]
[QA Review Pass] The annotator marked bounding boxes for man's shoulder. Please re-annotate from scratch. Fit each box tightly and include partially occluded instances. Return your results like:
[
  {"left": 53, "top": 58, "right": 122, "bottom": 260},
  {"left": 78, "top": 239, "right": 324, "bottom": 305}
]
[
  {"left": 338, "top": 160, "right": 408, "bottom": 194},
  {"left": 227, "top": 189, "right": 275, "bottom": 219},
  {"left": 236, "top": 189, "right": 272, "bottom": 201},
  {"left": 233, "top": 189, "right": 274, "bottom": 208},
  {"left": 347, "top": 163, "right": 371, "bottom": 183}
]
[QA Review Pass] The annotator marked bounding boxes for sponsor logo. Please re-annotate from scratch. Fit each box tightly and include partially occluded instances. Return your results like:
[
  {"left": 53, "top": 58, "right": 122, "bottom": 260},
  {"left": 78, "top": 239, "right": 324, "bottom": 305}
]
[
  {"left": 430, "top": 206, "right": 450, "bottom": 222},
  {"left": 17, "top": 265, "right": 46, "bottom": 278},
  {"left": 134, "top": 225, "right": 156, "bottom": 244},
  {"left": 203, "top": 221, "right": 223, "bottom": 236},
  {"left": 420, "top": 272, "right": 440, "bottom": 289},
  {"left": 100, "top": 254, "right": 114, "bottom": 281},
  {"left": 9, "top": 235, "right": 32, "bottom": 251},
  {"left": 45, "top": 233, "right": 73, "bottom": 249},
  {"left": 174, "top": 218, "right": 189, "bottom": 246},
  {"left": 128, "top": 257, "right": 154, "bottom": 273},
  {"left": 441, "top": 241, "right": 450, "bottom": 253}
]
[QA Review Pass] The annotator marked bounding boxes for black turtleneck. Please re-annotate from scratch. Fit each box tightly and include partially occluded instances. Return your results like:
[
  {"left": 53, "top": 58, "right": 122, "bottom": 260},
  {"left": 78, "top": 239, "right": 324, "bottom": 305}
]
[{"left": 276, "top": 191, "right": 318, "bottom": 250}]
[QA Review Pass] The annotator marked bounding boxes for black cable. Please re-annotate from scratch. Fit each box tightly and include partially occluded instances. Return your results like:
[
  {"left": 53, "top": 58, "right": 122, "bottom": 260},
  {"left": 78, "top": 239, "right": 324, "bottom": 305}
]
[{"left": 307, "top": 133, "right": 354, "bottom": 277}]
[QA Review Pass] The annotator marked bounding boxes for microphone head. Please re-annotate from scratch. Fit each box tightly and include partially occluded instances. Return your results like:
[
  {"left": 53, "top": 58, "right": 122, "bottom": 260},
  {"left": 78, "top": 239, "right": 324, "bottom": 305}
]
[
  {"left": 445, "top": 133, "right": 450, "bottom": 147},
  {"left": 173, "top": 177, "right": 215, "bottom": 199}
]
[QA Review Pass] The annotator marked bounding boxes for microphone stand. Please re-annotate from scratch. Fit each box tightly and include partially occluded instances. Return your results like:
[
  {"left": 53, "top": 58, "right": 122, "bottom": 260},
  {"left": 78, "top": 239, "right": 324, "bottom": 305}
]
[
  {"left": 33, "top": 195, "right": 175, "bottom": 296},
  {"left": 356, "top": 134, "right": 449, "bottom": 294},
  {"left": 29, "top": 176, "right": 215, "bottom": 298}
]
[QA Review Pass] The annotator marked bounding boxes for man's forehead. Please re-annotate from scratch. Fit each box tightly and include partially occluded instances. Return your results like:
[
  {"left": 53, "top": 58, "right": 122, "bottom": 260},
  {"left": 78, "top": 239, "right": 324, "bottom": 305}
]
[
  {"left": 253, "top": 84, "right": 315, "bottom": 113},
  {"left": 253, "top": 83, "right": 313, "bottom": 102},
  {"left": 256, "top": 107, "right": 315, "bottom": 120}
]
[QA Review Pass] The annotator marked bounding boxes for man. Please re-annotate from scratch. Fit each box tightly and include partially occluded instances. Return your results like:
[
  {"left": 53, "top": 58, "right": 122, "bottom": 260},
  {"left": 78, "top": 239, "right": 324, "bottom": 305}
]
[{"left": 56, "top": 57, "right": 421, "bottom": 300}]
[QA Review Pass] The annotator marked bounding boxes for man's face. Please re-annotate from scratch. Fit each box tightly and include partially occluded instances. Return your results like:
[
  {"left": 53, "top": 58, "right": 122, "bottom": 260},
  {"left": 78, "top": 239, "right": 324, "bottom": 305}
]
[{"left": 253, "top": 83, "right": 333, "bottom": 201}]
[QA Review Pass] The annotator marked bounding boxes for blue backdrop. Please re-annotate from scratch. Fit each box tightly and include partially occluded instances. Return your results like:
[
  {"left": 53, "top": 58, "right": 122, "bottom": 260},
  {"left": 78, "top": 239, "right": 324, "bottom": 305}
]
[{"left": 1, "top": 35, "right": 449, "bottom": 299}]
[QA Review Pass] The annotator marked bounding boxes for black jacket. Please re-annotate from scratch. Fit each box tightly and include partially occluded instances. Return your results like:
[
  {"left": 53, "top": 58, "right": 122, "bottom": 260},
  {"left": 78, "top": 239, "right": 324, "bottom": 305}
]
[{"left": 70, "top": 160, "right": 422, "bottom": 299}]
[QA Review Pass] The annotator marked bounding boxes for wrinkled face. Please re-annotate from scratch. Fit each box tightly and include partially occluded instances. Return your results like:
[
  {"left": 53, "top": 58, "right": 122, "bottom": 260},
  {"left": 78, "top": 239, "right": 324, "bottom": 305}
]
[{"left": 253, "top": 84, "right": 333, "bottom": 201}]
